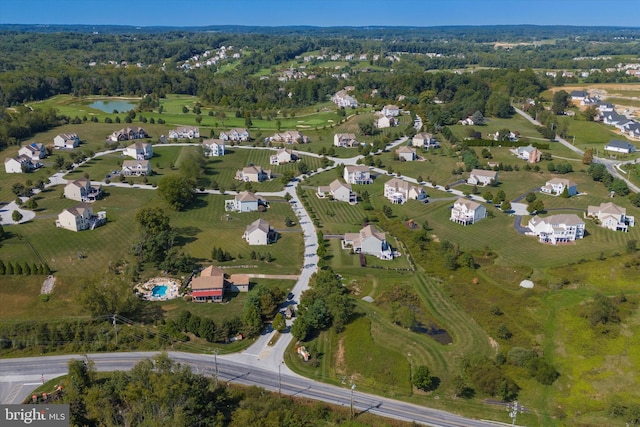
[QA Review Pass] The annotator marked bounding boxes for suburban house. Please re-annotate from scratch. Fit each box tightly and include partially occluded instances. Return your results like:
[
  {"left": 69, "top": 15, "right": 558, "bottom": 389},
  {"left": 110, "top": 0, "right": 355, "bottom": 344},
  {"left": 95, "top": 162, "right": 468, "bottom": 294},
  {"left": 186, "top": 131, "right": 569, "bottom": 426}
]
[
  {"left": 219, "top": 128, "right": 250, "bottom": 142},
  {"left": 191, "top": 266, "right": 225, "bottom": 302},
  {"left": 122, "top": 160, "right": 151, "bottom": 176},
  {"left": 510, "top": 145, "right": 541, "bottom": 163},
  {"left": 459, "top": 116, "right": 476, "bottom": 126},
  {"left": 269, "top": 130, "right": 309, "bottom": 144},
  {"left": 4, "top": 156, "right": 42, "bottom": 174},
  {"left": 396, "top": 146, "right": 417, "bottom": 161},
  {"left": 467, "top": 169, "right": 498, "bottom": 186},
  {"left": 605, "top": 139, "right": 636, "bottom": 154},
  {"left": 493, "top": 130, "right": 519, "bottom": 142},
  {"left": 586, "top": 202, "right": 635, "bottom": 232},
  {"left": 384, "top": 178, "right": 427, "bottom": 204},
  {"left": 202, "top": 139, "right": 225, "bottom": 156},
  {"left": 124, "top": 141, "right": 153, "bottom": 160},
  {"left": 540, "top": 178, "right": 577, "bottom": 196},
  {"left": 243, "top": 219, "right": 277, "bottom": 245},
  {"left": 527, "top": 214, "right": 585, "bottom": 244},
  {"left": 375, "top": 114, "right": 397, "bottom": 129},
  {"left": 191, "top": 266, "right": 251, "bottom": 302},
  {"left": 343, "top": 165, "right": 372, "bottom": 185},
  {"left": 19, "top": 142, "right": 47, "bottom": 160},
  {"left": 56, "top": 203, "right": 106, "bottom": 232},
  {"left": 341, "top": 224, "right": 393, "bottom": 260},
  {"left": 225, "top": 191, "right": 263, "bottom": 212},
  {"left": 331, "top": 90, "right": 359, "bottom": 108},
  {"left": 570, "top": 90, "right": 589, "bottom": 102},
  {"left": 168, "top": 126, "right": 199, "bottom": 139},
  {"left": 622, "top": 122, "right": 640, "bottom": 139},
  {"left": 64, "top": 178, "right": 102, "bottom": 202},
  {"left": 54, "top": 133, "right": 80, "bottom": 149},
  {"left": 334, "top": 133, "right": 359, "bottom": 148},
  {"left": 270, "top": 148, "right": 296, "bottom": 165},
  {"left": 235, "top": 165, "right": 271, "bottom": 182},
  {"left": 317, "top": 179, "right": 357, "bottom": 204},
  {"left": 382, "top": 104, "right": 400, "bottom": 117},
  {"left": 450, "top": 198, "right": 487, "bottom": 225},
  {"left": 109, "top": 126, "right": 148, "bottom": 142},
  {"left": 412, "top": 133, "right": 439, "bottom": 149}
]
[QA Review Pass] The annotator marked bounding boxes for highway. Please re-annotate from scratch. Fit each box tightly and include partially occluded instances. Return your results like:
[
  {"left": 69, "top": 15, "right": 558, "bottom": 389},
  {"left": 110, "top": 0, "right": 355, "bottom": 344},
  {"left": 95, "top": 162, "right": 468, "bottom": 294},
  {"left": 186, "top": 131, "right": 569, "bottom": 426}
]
[{"left": 0, "top": 352, "right": 506, "bottom": 427}]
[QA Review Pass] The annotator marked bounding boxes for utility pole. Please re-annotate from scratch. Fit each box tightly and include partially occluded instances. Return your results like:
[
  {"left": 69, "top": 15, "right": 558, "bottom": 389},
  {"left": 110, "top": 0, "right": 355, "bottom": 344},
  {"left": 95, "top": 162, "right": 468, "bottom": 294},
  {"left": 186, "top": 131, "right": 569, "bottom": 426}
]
[
  {"left": 112, "top": 314, "right": 118, "bottom": 347},
  {"left": 350, "top": 382, "right": 357, "bottom": 420},
  {"left": 213, "top": 349, "right": 219, "bottom": 387},
  {"left": 278, "top": 360, "right": 283, "bottom": 395}
]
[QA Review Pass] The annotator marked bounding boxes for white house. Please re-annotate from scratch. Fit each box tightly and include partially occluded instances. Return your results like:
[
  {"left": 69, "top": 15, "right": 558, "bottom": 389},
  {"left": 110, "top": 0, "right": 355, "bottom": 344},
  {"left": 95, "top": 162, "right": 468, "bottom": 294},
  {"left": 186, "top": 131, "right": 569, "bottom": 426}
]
[
  {"left": 202, "top": 139, "right": 225, "bottom": 157},
  {"left": 527, "top": 214, "right": 585, "bottom": 244},
  {"left": 605, "top": 139, "right": 636, "bottom": 154},
  {"left": 586, "top": 202, "right": 635, "bottom": 232},
  {"left": 225, "top": 191, "right": 261, "bottom": 212},
  {"left": 219, "top": 128, "right": 249, "bottom": 142},
  {"left": 382, "top": 104, "right": 400, "bottom": 117},
  {"left": 109, "top": 126, "right": 148, "bottom": 142},
  {"left": 56, "top": 203, "right": 106, "bottom": 232},
  {"left": 396, "top": 146, "right": 417, "bottom": 161},
  {"left": 124, "top": 142, "right": 153, "bottom": 160},
  {"left": 54, "top": 133, "right": 80, "bottom": 149},
  {"left": 243, "top": 219, "right": 277, "bottom": 245},
  {"left": 18, "top": 143, "right": 47, "bottom": 160},
  {"left": 540, "top": 178, "right": 577, "bottom": 196},
  {"left": 467, "top": 169, "right": 498, "bottom": 187},
  {"left": 4, "top": 156, "right": 42, "bottom": 174},
  {"left": 270, "top": 148, "right": 296, "bottom": 165},
  {"left": 412, "top": 133, "right": 439, "bottom": 149},
  {"left": 510, "top": 145, "right": 541, "bottom": 163},
  {"left": 64, "top": 178, "right": 102, "bottom": 202},
  {"left": 450, "top": 198, "right": 487, "bottom": 225},
  {"left": 384, "top": 178, "right": 427, "bottom": 204},
  {"left": 334, "top": 133, "right": 359, "bottom": 148},
  {"left": 375, "top": 114, "right": 396, "bottom": 129},
  {"left": 331, "top": 90, "right": 358, "bottom": 108},
  {"left": 236, "top": 165, "right": 271, "bottom": 182},
  {"left": 570, "top": 90, "right": 589, "bottom": 102},
  {"left": 168, "top": 126, "right": 200, "bottom": 139},
  {"left": 342, "top": 224, "right": 393, "bottom": 260},
  {"left": 459, "top": 116, "right": 475, "bottom": 126},
  {"left": 317, "top": 179, "right": 356, "bottom": 204},
  {"left": 122, "top": 160, "right": 151, "bottom": 176},
  {"left": 343, "top": 165, "right": 372, "bottom": 185}
]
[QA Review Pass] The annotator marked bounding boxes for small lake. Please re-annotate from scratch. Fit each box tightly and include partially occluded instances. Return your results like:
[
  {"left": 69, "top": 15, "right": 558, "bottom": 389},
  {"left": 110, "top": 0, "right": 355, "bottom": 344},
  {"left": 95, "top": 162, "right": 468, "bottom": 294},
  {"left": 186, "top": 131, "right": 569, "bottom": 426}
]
[{"left": 88, "top": 100, "right": 136, "bottom": 113}]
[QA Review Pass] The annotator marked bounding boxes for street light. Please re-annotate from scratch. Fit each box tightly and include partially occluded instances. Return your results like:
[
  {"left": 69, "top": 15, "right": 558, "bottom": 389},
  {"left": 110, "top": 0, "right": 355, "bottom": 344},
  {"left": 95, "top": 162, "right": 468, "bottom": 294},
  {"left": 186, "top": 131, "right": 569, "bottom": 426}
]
[
  {"left": 213, "top": 348, "right": 219, "bottom": 387},
  {"left": 278, "top": 360, "right": 284, "bottom": 395}
]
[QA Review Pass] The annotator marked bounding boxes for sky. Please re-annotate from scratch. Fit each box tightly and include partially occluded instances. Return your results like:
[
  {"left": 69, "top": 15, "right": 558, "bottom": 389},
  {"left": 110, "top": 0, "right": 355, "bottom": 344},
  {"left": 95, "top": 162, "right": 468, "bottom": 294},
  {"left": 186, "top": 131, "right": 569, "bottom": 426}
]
[{"left": 1, "top": 0, "right": 638, "bottom": 28}]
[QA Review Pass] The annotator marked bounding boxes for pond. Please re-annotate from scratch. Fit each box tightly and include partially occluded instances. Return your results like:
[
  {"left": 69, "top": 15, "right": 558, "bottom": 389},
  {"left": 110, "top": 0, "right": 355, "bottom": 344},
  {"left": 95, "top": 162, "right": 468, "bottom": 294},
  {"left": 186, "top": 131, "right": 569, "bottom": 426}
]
[
  {"left": 413, "top": 322, "right": 453, "bottom": 345},
  {"left": 88, "top": 100, "right": 137, "bottom": 113}
]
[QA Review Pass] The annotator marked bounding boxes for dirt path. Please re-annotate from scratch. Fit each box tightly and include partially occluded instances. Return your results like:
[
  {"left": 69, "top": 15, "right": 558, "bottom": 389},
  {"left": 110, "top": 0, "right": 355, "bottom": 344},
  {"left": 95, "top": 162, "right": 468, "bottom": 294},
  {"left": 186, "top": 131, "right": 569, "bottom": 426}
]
[{"left": 40, "top": 276, "right": 55, "bottom": 294}]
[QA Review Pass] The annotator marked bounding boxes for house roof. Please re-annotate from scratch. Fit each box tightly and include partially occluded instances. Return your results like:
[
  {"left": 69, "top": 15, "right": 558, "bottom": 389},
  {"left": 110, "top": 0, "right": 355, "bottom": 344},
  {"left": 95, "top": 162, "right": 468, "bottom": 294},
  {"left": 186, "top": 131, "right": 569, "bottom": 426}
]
[
  {"left": 397, "top": 146, "right": 416, "bottom": 154},
  {"left": 335, "top": 133, "right": 357, "bottom": 140},
  {"left": 64, "top": 202, "right": 93, "bottom": 217},
  {"left": 345, "top": 165, "right": 369, "bottom": 173},
  {"left": 547, "top": 177, "right": 576, "bottom": 187},
  {"left": 127, "top": 141, "right": 150, "bottom": 150},
  {"left": 243, "top": 165, "right": 264, "bottom": 175},
  {"left": 229, "top": 274, "right": 250, "bottom": 286},
  {"left": 329, "top": 179, "right": 351, "bottom": 192},
  {"left": 360, "top": 224, "right": 385, "bottom": 241},
  {"left": 122, "top": 160, "right": 149, "bottom": 168},
  {"left": 246, "top": 218, "right": 271, "bottom": 235},
  {"left": 203, "top": 138, "right": 224, "bottom": 146},
  {"left": 192, "top": 289, "right": 223, "bottom": 297},
  {"left": 413, "top": 132, "right": 433, "bottom": 140},
  {"left": 235, "top": 191, "right": 259, "bottom": 202},
  {"left": 454, "top": 197, "right": 482, "bottom": 210},
  {"left": 174, "top": 126, "right": 199, "bottom": 132},
  {"left": 192, "top": 266, "right": 225, "bottom": 290},
  {"left": 68, "top": 178, "right": 90, "bottom": 188},
  {"left": 469, "top": 169, "right": 497, "bottom": 178},
  {"left": 531, "top": 213, "right": 584, "bottom": 227},
  {"left": 606, "top": 139, "right": 636, "bottom": 150},
  {"left": 384, "top": 104, "right": 399, "bottom": 110},
  {"left": 56, "top": 133, "right": 78, "bottom": 140},
  {"left": 589, "top": 202, "right": 626, "bottom": 216},
  {"left": 570, "top": 90, "right": 588, "bottom": 97}
]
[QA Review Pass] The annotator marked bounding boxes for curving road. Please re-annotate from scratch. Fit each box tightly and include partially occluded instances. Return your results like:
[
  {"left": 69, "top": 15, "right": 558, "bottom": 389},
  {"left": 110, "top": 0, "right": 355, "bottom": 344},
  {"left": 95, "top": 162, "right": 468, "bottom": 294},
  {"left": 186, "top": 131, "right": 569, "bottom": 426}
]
[{"left": 0, "top": 352, "right": 504, "bottom": 427}]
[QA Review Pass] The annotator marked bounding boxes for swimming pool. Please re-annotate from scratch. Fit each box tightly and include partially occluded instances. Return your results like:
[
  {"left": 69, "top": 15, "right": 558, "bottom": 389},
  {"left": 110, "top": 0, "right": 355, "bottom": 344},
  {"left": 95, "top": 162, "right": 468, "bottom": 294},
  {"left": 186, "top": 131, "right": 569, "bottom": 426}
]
[{"left": 151, "top": 285, "right": 168, "bottom": 298}]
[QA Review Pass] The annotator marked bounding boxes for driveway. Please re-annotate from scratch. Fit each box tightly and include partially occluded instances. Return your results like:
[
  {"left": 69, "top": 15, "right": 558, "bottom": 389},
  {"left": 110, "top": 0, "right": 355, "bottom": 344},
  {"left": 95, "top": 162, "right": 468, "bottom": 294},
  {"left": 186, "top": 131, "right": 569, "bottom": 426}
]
[{"left": 0, "top": 201, "right": 36, "bottom": 226}]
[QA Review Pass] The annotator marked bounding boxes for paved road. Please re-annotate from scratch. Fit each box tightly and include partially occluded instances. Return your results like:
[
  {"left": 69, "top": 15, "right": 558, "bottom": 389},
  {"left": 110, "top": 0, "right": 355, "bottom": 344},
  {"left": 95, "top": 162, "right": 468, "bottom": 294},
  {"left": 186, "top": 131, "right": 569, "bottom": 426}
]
[{"left": 0, "top": 352, "right": 505, "bottom": 427}]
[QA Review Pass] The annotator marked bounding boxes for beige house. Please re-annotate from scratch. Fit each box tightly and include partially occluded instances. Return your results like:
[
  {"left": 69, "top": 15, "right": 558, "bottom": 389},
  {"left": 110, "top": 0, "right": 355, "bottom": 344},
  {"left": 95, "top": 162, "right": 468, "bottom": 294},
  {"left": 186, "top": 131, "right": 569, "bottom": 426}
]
[
  {"left": 122, "top": 160, "right": 151, "bottom": 176},
  {"left": 54, "top": 133, "right": 80, "bottom": 149},
  {"left": 64, "top": 178, "right": 102, "bottom": 202},
  {"left": 270, "top": 148, "right": 296, "bottom": 165},
  {"left": 219, "top": 128, "right": 249, "bottom": 142},
  {"left": 270, "top": 130, "right": 308, "bottom": 144},
  {"left": 396, "top": 146, "right": 417, "bottom": 161},
  {"left": 191, "top": 266, "right": 225, "bottom": 302},
  {"left": 19, "top": 143, "right": 47, "bottom": 160},
  {"left": 342, "top": 225, "right": 393, "bottom": 260},
  {"left": 412, "top": 133, "right": 439, "bottom": 149},
  {"left": 384, "top": 178, "right": 427, "bottom": 204},
  {"left": 586, "top": 202, "right": 635, "bottom": 232},
  {"left": 317, "top": 179, "right": 357, "bottom": 204},
  {"left": 124, "top": 141, "right": 153, "bottom": 160},
  {"left": 236, "top": 165, "right": 271, "bottom": 182},
  {"left": 56, "top": 203, "right": 106, "bottom": 232},
  {"left": 243, "top": 219, "right": 277, "bottom": 245},
  {"left": 334, "top": 133, "right": 359, "bottom": 148},
  {"left": 540, "top": 178, "right": 577, "bottom": 196},
  {"left": 450, "top": 198, "right": 487, "bottom": 225},
  {"left": 467, "top": 169, "right": 498, "bottom": 186}
]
